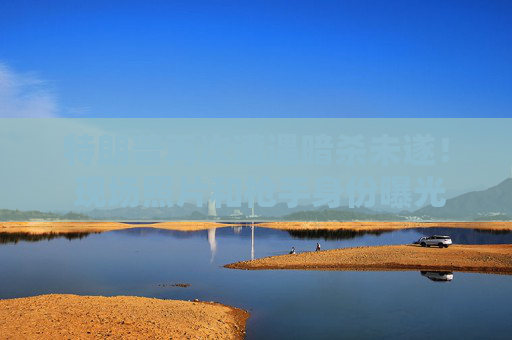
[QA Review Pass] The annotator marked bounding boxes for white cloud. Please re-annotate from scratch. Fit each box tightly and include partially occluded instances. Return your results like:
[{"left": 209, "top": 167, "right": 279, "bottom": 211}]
[{"left": 0, "top": 63, "right": 58, "bottom": 117}]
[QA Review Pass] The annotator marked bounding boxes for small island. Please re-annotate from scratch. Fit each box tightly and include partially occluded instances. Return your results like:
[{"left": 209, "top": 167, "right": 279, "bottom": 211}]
[{"left": 225, "top": 244, "right": 512, "bottom": 275}]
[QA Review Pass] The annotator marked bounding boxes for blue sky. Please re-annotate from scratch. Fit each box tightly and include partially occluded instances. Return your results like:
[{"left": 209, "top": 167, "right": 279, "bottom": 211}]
[{"left": 0, "top": 0, "right": 511, "bottom": 118}]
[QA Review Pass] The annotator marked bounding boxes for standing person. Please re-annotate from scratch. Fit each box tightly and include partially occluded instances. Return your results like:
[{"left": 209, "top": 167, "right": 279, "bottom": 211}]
[{"left": 316, "top": 243, "right": 321, "bottom": 251}]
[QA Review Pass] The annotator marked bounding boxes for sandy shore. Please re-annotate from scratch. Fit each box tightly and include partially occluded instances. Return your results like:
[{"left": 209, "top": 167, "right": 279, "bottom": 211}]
[
  {"left": 258, "top": 221, "right": 512, "bottom": 231},
  {"left": 225, "top": 244, "right": 512, "bottom": 274},
  {"left": 0, "top": 294, "right": 249, "bottom": 340},
  {"left": 0, "top": 221, "right": 229, "bottom": 234},
  {"left": 2, "top": 221, "right": 512, "bottom": 236}
]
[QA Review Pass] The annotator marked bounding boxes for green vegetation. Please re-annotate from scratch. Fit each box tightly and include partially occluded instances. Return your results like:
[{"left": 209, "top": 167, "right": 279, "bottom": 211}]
[
  {"left": 281, "top": 210, "right": 406, "bottom": 222},
  {"left": 0, "top": 209, "right": 92, "bottom": 221}
]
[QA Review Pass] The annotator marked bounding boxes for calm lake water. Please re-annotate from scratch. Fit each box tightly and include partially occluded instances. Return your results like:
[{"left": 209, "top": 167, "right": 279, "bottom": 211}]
[{"left": 1, "top": 226, "right": 511, "bottom": 339}]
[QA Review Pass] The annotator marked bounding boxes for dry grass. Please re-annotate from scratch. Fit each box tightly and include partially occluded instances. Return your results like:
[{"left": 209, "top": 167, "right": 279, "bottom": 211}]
[
  {"left": 258, "top": 221, "right": 512, "bottom": 231},
  {"left": 0, "top": 221, "right": 229, "bottom": 234}
]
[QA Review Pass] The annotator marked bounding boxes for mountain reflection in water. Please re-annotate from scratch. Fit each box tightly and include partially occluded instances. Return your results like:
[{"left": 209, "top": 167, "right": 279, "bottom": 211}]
[
  {"left": 0, "top": 232, "right": 96, "bottom": 245},
  {"left": 1, "top": 226, "right": 511, "bottom": 248},
  {"left": 287, "top": 229, "right": 390, "bottom": 240}
]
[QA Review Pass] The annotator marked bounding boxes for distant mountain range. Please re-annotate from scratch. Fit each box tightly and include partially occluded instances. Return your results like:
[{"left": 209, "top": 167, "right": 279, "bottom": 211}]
[
  {"left": 409, "top": 178, "right": 512, "bottom": 220},
  {"left": 268, "top": 178, "right": 512, "bottom": 221},
  {"left": 282, "top": 210, "right": 406, "bottom": 222},
  {"left": 0, "top": 209, "right": 91, "bottom": 221},
  {"left": 2, "top": 178, "right": 512, "bottom": 222},
  {"left": 86, "top": 204, "right": 204, "bottom": 220},
  {"left": 85, "top": 202, "right": 380, "bottom": 220}
]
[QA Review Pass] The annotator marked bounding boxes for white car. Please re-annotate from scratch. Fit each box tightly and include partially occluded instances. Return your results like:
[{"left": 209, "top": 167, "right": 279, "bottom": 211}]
[{"left": 417, "top": 235, "right": 452, "bottom": 248}]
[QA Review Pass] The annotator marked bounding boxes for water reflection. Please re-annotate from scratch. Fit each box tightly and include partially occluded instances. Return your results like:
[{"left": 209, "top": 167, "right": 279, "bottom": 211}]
[
  {"left": 287, "top": 228, "right": 512, "bottom": 243},
  {"left": 1, "top": 226, "right": 511, "bottom": 339},
  {"left": 0, "top": 232, "right": 95, "bottom": 245},
  {"left": 2, "top": 227, "right": 511, "bottom": 254},
  {"left": 420, "top": 271, "right": 454, "bottom": 282},
  {"left": 287, "top": 229, "right": 391, "bottom": 240},
  {"left": 414, "top": 228, "right": 512, "bottom": 244},
  {"left": 251, "top": 224, "right": 255, "bottom": 260},
  {"left": 207, "top": 228, "right": 217, "bottom": 262}
]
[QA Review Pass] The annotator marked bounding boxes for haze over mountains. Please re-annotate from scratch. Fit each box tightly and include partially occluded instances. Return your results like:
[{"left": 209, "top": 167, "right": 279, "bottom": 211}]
[
  {"left": 410, "top": 178, "right": 512, "bottom": 220},
  {"left": 85, "top": 203, "right": 377, "bottom": 220},
  {"left": 2, "top": 178, "right": 511, "bottom": 222},
  {"left": 83, "top": 178, "right": 512, "bottom": 221}
]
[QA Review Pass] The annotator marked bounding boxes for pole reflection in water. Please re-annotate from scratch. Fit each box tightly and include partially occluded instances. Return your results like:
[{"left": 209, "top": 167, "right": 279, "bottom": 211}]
[
  {"left": 251, "top": 223, "right": 255, "bottom": 260},
  {"left": 208, "top": 228, "right": 217, "bottom": 262}
]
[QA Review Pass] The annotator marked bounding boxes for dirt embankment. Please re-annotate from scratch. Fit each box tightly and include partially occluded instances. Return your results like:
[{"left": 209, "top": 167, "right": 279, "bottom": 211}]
[
  {"left": 0, "top": 294, "right": 249, "bottom": 340},
  {"left": 258, "top": 221, "right": 512, "bottom": 231},
  {"left": 225, "top": 244, "right": 512, "bottom": 274}
]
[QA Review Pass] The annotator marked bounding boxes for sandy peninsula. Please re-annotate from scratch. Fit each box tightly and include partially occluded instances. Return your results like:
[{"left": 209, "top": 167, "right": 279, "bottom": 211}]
[
  {"left": 0, "top": 294, "right": 249, "bottom": 340},
  {"left": 225, "top": 244, "right": 512, "bottom": 274},
  {"left": 0, "top": 221, "right": 229, "bottom": 234},
  {"left": 258, "top": 221, "right": 512, "bottom": 231}
]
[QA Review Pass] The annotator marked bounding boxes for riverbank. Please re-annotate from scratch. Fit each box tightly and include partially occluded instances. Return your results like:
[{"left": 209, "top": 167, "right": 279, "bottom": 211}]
[
  {"left": 258, "top": 221, "right": 512, "bottom": 231},
  {"left": 2, "top": 221, "right": 512, "bottom": 236},
  {"left": 0, "top": 294, "right": 249, "bottom": 339},
  {"left": 225, "top": 244, "right": 512, "bottom": 274}
]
